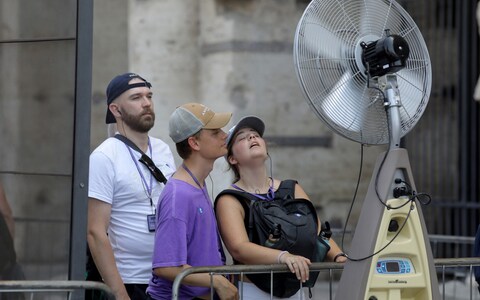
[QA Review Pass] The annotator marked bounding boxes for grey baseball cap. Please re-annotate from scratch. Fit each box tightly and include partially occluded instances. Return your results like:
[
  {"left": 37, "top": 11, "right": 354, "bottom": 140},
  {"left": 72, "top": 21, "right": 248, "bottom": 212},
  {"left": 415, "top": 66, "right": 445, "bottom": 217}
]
[{"left": 169, "top": 103, "right": 232, "bottom": 143}]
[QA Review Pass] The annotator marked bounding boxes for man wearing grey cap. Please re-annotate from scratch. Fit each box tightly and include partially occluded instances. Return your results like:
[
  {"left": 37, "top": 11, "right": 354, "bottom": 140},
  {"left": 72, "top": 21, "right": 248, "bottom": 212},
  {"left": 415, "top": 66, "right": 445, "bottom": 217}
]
[
  {"left": 87, "top": 73, "right": 176, "bottom": 300},
  {"left": 146, "top": 103, "right": 238, "bottom": 300}
]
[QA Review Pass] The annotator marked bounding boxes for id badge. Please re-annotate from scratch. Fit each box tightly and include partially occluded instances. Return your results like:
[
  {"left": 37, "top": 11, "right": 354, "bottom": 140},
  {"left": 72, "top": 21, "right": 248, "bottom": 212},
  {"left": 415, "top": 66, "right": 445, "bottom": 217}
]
[{"left": 147, "top": 214, "right": 156, "bottom": 232}]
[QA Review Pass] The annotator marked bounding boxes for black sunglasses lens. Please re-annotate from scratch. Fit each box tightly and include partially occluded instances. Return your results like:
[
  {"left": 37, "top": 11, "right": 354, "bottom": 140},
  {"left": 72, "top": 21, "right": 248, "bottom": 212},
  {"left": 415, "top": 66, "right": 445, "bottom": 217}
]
[
  {"left": 140, "top": 155, "right": 154, "bottom": 167},
  {"left": 139, "top": 155, "right": 167, "bottom": 183}
]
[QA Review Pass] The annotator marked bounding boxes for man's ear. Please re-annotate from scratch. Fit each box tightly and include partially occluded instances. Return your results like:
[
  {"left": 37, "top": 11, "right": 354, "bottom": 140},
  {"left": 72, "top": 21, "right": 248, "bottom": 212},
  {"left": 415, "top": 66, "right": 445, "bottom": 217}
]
[
  {"left": 110, "top": 103, "right": 121, "bottom": 118},
  {"left": 187, "top": 136, "right": 200, "bottom": 151}
]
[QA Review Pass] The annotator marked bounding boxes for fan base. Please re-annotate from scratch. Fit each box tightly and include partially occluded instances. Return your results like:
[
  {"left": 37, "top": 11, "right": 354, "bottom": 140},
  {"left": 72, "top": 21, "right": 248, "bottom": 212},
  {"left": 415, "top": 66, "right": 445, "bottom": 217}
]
[{"left": 335, "top": 148, "right": 440, "bottom": 300}]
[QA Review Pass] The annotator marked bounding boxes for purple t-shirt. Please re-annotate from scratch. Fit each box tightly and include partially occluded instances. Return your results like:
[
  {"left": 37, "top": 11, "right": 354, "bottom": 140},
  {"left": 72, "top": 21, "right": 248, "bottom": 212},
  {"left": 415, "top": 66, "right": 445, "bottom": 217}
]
[{"left": 147, "top": 178, "right": 225, "bottom": 299}]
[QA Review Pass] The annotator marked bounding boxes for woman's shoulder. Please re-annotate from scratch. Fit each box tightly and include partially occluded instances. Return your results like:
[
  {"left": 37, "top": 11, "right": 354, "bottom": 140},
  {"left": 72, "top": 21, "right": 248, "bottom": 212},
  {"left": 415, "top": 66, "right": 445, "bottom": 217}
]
[
  {"left": 215, "top": 188, "right": 247, "bottom": 202},
  {"left": 214, "top": 188, "right": 250, "bottom": 211}
]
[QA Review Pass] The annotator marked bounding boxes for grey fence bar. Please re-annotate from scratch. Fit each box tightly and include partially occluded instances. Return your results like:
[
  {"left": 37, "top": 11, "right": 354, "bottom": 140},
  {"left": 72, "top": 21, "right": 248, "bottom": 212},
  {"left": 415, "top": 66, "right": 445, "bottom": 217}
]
[
  {"left": 172, "top": 258, "right": 480, "bottom": 300},
  {"left": 0, "top": 280, "right": 114, "bottom": 300}
]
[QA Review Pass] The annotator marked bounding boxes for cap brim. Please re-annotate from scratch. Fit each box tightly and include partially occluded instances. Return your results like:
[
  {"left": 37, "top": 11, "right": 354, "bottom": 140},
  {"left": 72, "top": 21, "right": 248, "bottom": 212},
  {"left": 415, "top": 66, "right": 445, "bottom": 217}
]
[
  {"left": 203, "top": 112, "right": 232, "bottom": 129},
  {"left": 226, "top": 116, "right": 265, "bottom": 146}
]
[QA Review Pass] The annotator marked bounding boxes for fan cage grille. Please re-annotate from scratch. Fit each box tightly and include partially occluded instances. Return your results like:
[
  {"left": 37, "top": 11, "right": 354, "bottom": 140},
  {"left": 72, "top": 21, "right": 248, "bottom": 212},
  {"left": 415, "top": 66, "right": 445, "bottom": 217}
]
[{"left": 294, "top": 0, "right": 432, "bottom": 145}]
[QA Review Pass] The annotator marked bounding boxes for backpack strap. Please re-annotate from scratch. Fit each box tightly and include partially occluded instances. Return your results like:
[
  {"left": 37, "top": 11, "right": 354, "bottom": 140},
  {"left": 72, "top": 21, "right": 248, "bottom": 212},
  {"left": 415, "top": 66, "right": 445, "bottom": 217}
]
[
  {"left": 214, "top": 179, "right": 299, "bottom": 216},
  {"left": 275, "top": 179, "right": 297, "bottom": 200},
  {"left": 114, "top": 134, "right": 168, "bottom": 184},
  {"left": 215, "top": 189, "right": 256, "bottom": 212},
  {"left": 215, "top": 189, "right": 258, "bottom": 243}
]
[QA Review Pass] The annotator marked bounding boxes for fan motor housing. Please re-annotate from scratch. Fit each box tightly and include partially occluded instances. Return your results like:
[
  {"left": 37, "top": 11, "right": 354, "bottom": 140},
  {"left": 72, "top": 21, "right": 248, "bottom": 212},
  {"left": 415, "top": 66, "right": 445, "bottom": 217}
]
[{"left": 362, "top": 34, "right": 410, "bottom": 77}]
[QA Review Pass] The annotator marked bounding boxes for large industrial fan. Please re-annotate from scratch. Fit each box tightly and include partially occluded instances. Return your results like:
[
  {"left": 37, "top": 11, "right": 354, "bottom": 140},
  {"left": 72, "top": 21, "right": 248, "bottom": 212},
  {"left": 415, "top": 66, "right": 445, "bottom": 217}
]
[{"left": 293, "top": 0, "right": 440, "bottom": 299}]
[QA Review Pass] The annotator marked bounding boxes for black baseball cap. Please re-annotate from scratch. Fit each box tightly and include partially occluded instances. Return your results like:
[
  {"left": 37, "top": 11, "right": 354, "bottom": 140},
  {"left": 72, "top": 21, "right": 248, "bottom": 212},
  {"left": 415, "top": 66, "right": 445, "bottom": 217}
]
[
  {"left": 226, "top": 116, "right": 265, "bottom": 147},
  {"left": 105, "top": 73, "right": 152, "bottom": 124}
]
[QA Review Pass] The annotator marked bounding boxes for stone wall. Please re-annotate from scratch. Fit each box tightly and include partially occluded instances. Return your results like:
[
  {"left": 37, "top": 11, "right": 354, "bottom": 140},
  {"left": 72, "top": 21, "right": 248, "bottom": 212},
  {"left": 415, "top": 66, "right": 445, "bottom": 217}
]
[
  {"left": 90, "top": 0, "right": 384, "bottom": 235},
  {"left": 0, "top": 0, "right": 77, "bottom": 278}
]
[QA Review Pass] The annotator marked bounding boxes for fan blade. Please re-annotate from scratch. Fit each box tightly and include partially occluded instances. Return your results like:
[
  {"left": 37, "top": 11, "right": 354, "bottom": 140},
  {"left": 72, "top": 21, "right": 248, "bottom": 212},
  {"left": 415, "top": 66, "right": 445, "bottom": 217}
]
[
  {"left": 358, "top": 0, "right": 374, "bottom": 35},
  {"left": 300, "top": 20, "right": 347, "bottom": 61},
  {"left": 317, "top": 70, "right": 390, "bottom": 144},
  {"left": 354, "top": 0, "right": 412, "bottom": 43},
  {"left": 319, "top": 71, "right": 366, "bottom": 134}
]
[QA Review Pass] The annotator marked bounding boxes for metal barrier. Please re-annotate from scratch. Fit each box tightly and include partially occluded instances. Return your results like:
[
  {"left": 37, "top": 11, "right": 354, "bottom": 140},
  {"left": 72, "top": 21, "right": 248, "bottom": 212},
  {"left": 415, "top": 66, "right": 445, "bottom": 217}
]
[
  {"left": 0, "top": 280, "right": 114, "bottom": 300},
  {"left": 172, "top": 258, "right": 480, "bottom": 300},
  {"left": 172, "top": 262, "right": 343, "bottom": 300},
  {"left": 430, "top": 235, "right": 476, "bottom": 258},
  {"left": 0, "top": 259, "right": 477, "bottom": 299}
]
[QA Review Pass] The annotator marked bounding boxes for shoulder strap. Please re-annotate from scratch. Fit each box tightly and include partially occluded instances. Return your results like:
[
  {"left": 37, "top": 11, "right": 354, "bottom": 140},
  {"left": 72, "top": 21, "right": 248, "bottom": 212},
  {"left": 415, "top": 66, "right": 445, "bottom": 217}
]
[
  {"left": 215, "top": 189, "right": 256, "bottom": 212},
  {"left": 114, "top": 134, "right": 144, "bottom": 154},
  {"left": 275, "top": 179, "right": 297, "bottom": 200},
  {"left": 215, "top": 189, "right": 258, "bottom": 241},
  {"left": 114, "top": 134, "right": 167, "bottom": 184}
]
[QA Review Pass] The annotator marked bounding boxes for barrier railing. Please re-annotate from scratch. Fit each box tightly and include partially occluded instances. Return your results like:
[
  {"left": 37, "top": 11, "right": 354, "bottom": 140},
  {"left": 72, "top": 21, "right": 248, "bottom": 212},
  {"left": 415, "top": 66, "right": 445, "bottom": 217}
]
[
  {"left": 430, "top": 234, "right": 476, "bottom": 258},
  {"left": 0, "top": 280, "right": 114, "bottom": 300},
  {"left": 172, "top": 258, "right": 480, "bottom": 300},
  {"left": 0, "top": 258, "right": 477, "bottom": 299}
]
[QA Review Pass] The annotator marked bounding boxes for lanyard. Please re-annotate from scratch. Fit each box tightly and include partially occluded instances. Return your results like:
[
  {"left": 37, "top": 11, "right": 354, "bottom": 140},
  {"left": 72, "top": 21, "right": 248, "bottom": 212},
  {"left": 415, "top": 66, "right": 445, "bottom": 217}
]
[
  {"left": 114, "top": 134, "right": 167, "bottom": 184},
  {"left": 126, "top": 140, "right": 155, "bottom": 210},
  {"left": 182, "top": 163, "right": 226, "bottom": 263},
  {"left": 181, "top": 164, "right": 210, "bottom": 201},
  {"left": 231, "top": 179, "right": 275, "bottom": 201}
]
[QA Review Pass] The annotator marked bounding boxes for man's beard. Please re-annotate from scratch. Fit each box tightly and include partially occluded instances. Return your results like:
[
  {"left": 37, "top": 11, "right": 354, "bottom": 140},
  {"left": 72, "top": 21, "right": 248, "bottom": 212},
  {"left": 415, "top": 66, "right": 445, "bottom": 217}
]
[{"left": 122, "top": 109, "right": 155, "bottom": 133}]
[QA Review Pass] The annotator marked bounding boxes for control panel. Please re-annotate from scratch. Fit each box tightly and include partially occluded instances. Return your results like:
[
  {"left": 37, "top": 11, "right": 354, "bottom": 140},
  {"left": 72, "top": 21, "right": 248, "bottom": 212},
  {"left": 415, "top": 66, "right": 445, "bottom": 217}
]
[{"left": 375, "top": 257, "right": 415, "bottom": 274}]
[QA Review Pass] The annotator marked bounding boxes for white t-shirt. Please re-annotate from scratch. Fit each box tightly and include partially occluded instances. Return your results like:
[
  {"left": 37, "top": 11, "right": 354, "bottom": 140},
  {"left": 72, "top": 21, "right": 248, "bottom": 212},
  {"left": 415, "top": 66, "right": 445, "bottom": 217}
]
[{"left": 88, "top": 136, "right": 175, "bottom": 284}]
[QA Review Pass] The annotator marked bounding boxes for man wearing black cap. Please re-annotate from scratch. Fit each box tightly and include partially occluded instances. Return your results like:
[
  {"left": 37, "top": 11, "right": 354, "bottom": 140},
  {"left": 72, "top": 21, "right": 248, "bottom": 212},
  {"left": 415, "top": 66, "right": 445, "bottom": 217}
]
[{"left": 87, "top": 73, "right": 176, "bottom": 300}]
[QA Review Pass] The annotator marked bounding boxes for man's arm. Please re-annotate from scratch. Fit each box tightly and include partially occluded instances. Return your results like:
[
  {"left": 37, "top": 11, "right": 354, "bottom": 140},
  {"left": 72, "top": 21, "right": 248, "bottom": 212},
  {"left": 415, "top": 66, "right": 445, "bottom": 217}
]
[
  {"left": 153, "top": 266, "right": 238, "bottom": 300},
  {"left": 87, "top": 198, "right": 130, "bottom": 300}
]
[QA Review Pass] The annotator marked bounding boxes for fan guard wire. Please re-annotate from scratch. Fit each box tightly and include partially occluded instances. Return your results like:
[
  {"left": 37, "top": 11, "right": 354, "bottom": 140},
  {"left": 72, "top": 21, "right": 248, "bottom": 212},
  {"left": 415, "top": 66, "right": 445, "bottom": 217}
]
[{"left": 293, "top": 0, "right": 431, "bottom": 145}]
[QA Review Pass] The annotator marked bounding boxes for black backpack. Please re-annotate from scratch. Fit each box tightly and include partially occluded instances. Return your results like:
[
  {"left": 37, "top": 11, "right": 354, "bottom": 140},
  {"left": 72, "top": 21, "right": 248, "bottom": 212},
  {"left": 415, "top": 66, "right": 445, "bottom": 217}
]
[{"left": 216, "top": 180, "right": 329, "bottom": 298}]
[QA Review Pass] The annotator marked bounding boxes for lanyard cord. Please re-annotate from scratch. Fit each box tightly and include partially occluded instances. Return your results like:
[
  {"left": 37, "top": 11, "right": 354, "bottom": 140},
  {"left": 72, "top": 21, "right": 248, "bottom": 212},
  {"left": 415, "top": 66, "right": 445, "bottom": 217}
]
[
  {"left": 231, "top": 178, "right": 275, "bottom": 201},
  {"left": 126, "top": 140, "right": 155, "bottom": 211},
  {"left": 181, "top": 164, "right": 209, "bottom": 201},
  {"left": 181, "top": 163, "right": 226, "bottom": 262}
]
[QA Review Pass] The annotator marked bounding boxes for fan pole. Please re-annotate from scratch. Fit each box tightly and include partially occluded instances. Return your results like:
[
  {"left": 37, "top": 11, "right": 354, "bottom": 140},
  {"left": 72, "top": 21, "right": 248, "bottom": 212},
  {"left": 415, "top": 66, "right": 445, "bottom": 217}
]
[
  {"left": 381, "top": 76, "right": 402, "bottom": 150},
  {"left": 335, "top": 75, "right": 440, "bottom": 300}
]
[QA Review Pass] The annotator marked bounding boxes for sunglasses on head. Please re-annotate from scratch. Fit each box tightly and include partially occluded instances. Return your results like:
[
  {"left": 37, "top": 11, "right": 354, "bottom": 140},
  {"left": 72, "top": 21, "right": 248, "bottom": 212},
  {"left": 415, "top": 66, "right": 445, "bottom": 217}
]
[{"left": 138, "top": 154, "right": 167, "bottom": 184}]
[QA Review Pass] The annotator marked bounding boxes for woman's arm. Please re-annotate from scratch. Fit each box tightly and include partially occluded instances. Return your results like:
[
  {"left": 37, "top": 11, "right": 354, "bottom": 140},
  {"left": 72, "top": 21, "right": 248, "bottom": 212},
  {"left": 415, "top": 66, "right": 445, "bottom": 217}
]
[{"left": 326, "top": 238, "right": 348, "bottom": 263}]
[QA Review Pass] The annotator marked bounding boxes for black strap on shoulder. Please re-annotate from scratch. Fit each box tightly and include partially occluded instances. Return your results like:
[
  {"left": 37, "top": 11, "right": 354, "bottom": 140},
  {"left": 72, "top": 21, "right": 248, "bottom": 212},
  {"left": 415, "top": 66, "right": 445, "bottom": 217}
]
[
  {"left": 114, "top": 134, "right": 167, "bottom": 184},
  {"left": 215, "top": 189, "right": 255, "bottom": 212},
  {"left": 215, "top": 179, "right": 297, "bottom": 206},
  {"left": 114, "top": 134, "right": 143, "bottom": 153},
  {"left": 276, "top": 179, "right": 297, "bottom": 199},
  {"left": 215, "top": 189, "right": 258, "bottom": 241}
]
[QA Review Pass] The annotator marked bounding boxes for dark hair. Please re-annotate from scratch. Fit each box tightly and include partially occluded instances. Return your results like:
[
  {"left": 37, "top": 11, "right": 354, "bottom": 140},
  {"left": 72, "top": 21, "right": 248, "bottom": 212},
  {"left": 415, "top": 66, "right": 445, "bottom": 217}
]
[
  {"left": 226, "top": 143, "right": 241, "bottom": 183},
  {"left": 175, "top": 130, "right": 202, "bottom": 159}
]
